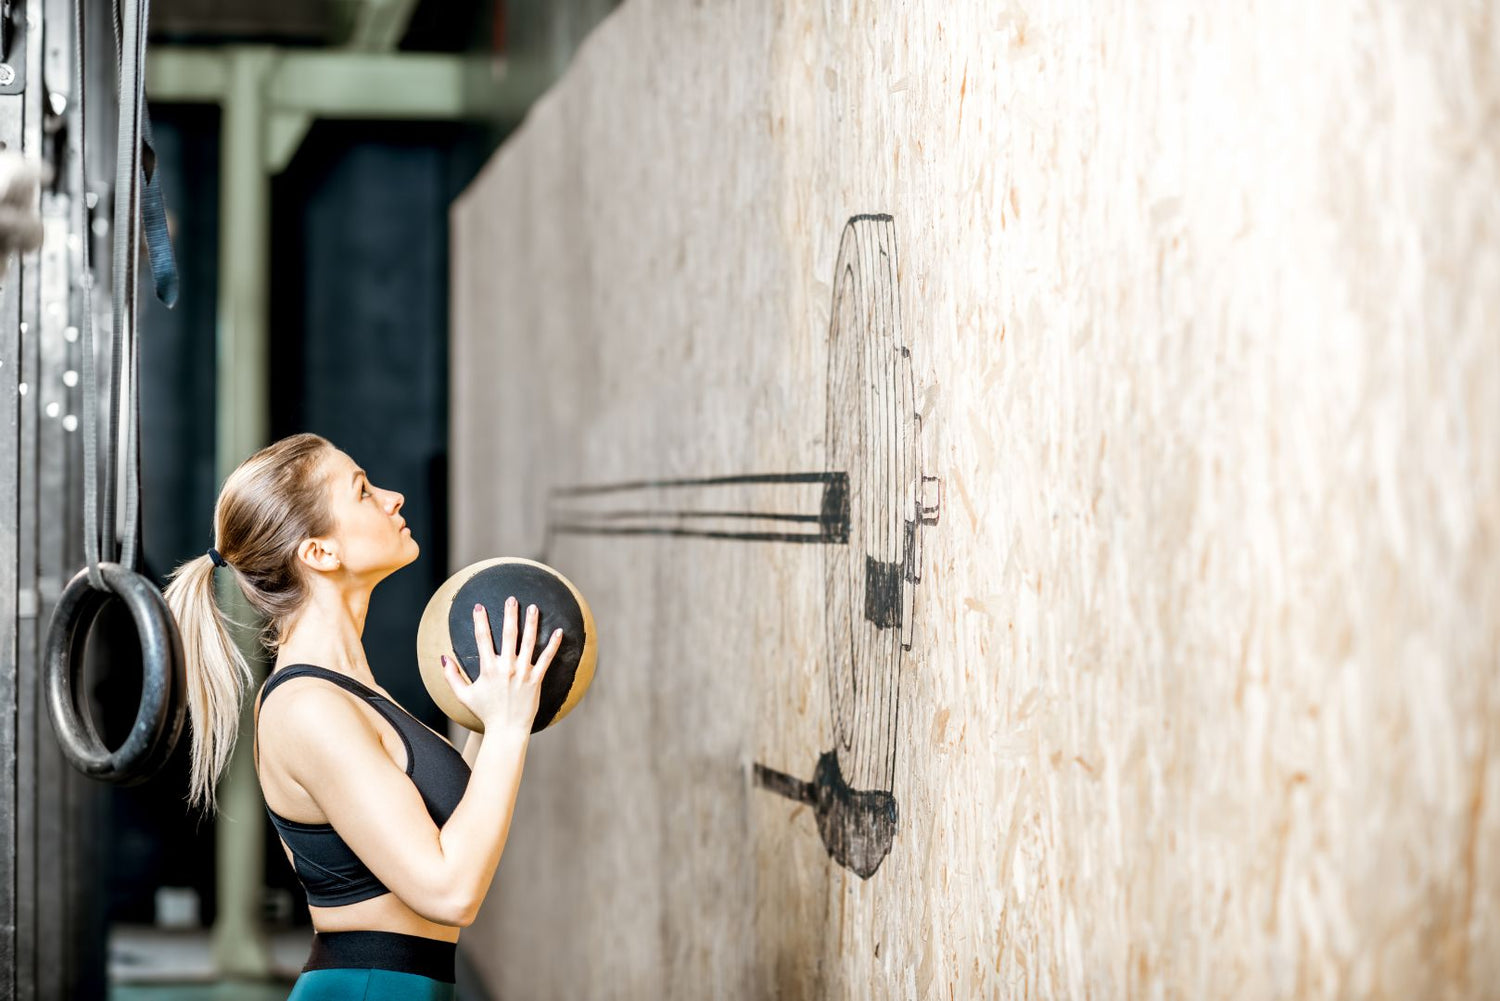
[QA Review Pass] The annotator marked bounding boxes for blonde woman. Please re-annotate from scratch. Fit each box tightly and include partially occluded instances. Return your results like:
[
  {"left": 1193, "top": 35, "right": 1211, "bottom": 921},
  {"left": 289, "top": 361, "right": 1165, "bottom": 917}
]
[{"left": 163, "top": 432, "right": 563, "bottom": 999}]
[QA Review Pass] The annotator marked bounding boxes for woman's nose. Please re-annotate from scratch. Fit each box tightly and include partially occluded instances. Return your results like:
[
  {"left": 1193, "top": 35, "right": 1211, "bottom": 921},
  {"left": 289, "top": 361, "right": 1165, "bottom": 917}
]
[{"left": 386, "top": 490, "right": 404, "bottom": 513}]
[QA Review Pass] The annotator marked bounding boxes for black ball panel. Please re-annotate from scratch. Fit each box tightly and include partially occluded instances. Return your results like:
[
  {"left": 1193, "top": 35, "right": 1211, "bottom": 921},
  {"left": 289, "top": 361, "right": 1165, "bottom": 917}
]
[{"left": 449, "top": 564, "right": 590, "bottom": 732}]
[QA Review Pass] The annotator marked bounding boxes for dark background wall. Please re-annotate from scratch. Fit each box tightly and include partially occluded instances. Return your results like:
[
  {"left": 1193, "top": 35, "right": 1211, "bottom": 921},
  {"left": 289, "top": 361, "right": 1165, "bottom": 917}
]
[
  {"left": 117, "top": 107, "right": 488, "bottom": 927},
  {"left": 107, "top": 0, "right": 621, "bottom": 937},
  {"left": 269, "top": 118, "right": 492, "bottom": 724},
  {"left": 112, "top": 104, "right": 223, "bottom": 925}
]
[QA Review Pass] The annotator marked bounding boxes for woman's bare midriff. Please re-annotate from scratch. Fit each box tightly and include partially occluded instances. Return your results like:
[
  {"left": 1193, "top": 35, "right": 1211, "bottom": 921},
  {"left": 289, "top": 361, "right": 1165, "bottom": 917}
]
[
  {"left": 254, "top": 675, "right": 461, "bottom": 944},
  {"left": 302, "top": 887, "right": 458, "bottom": 942}
]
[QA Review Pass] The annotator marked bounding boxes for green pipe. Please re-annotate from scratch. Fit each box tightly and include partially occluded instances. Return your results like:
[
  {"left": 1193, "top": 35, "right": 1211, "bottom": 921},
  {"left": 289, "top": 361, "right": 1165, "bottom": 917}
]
[{"left": 210, "top": 46, "right": 275, "bottom": 981}]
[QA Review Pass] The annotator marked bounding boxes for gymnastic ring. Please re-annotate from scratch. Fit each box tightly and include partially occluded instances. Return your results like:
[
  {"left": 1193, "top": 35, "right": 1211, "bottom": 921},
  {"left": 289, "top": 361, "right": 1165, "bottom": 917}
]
[{"left": 43, "top": 561, "right": 187, "bottom": 785}]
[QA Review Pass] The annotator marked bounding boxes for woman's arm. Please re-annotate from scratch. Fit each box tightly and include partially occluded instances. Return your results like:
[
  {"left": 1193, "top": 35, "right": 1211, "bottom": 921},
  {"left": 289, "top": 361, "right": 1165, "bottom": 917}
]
[
  {"left": 462, "top": 728, "right": 483, "bottom": 767},
  {"left": 437, "top": 727, "right": 530, "bottom": 924},
  {"left": 279, "top": 690, "right": 528, "bottom": 927},
  {"left": 435, "top": 603, "right": 561, "bottom": 922}
]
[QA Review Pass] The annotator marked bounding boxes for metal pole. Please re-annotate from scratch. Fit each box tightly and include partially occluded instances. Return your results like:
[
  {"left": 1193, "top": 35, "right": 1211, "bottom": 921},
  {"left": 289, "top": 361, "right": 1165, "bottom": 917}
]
[
  {"left": 209, "top": 45, "right": 274, "bottom": 980},
  {"left": 0, "top": 101, "right": 23, "bottom": 1001}
]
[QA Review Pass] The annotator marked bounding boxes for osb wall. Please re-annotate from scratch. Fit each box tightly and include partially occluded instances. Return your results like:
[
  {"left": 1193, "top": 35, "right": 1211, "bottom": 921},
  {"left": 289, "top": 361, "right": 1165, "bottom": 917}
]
[{"left": 448, "top": 2, "right": 1500, "bottom": 997}]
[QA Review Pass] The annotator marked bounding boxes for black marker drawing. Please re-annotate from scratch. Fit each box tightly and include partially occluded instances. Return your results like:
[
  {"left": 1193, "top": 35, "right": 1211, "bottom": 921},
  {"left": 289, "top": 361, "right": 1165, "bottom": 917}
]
[
  {"left": 544, "top": 215, "right": 941, "bottom": 879},
  {"left": 548, "top": 472, "right": 849, "bottom": 544}
]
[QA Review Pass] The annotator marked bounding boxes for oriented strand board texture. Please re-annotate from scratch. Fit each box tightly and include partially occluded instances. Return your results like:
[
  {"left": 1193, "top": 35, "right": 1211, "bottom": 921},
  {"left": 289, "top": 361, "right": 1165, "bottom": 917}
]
[{"left": 449, "top": 2, "right": 1500, "bottom": 998}]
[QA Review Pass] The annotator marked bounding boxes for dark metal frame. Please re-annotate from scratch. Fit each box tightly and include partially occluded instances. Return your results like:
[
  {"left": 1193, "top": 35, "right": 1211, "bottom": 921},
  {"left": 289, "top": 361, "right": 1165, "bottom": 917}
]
[{"left": 2, "top": 0, "right": 122, "bottom": 996}]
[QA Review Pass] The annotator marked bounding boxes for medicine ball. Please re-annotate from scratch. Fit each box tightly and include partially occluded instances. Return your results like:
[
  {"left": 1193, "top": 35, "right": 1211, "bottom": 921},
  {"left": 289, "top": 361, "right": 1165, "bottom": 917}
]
[{"left": 416, "top": 557, "right": 597, "bottom": 733}]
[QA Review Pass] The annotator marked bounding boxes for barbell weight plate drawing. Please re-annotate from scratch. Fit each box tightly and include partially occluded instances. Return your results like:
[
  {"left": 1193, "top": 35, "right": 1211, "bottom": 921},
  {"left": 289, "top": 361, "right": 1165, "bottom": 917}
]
[{"left": 542, "top": 215, "right": 941, "bottom": 878}]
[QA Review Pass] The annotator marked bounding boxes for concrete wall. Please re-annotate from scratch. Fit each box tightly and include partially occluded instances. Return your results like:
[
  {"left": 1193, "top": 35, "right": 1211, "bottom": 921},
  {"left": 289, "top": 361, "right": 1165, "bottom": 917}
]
[{"left": 449, "top": 2, "right": 1500, "bottom": 997}]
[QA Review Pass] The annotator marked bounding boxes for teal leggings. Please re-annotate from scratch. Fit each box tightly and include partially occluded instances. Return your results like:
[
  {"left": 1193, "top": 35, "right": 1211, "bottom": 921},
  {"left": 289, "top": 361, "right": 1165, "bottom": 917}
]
[
  {"left": 287, "top": 967, "right": 455, "bottom": 1000},
  {"left": 287, "top": 930, "right": 457, "bottom": 999}
]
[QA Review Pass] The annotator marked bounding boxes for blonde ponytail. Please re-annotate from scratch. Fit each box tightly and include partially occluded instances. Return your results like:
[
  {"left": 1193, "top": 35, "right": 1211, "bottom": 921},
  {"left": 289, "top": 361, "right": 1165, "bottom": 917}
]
[
  {"left": 161, "top": 431, "right": 336, "bottom": 817},
  {"left": 162, "top": 552, "right": 254, "bottom": 815}
]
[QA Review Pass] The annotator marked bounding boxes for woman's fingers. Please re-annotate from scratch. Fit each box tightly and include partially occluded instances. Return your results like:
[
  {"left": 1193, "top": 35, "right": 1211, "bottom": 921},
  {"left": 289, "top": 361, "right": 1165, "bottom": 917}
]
[
  {"left": 531, "top": 628, "right": 564, "bottom": 677},
  {"left": 499, "top": 596, "right": 520, "bottom": 662},
  {"left": 442, "top": 655, "right": 470, "bottom": 692},
  {"left": 519, "top": 604, "right": 540, "bottom": 665},
  {"left": 517, "top": 625, "right": 558, "bottom": 685},
  {"left": 472, "top": 603, "right": 496, "bottom": 659},
  {"left": 473, "top": 598, "right": 560, "bottom": 686}
]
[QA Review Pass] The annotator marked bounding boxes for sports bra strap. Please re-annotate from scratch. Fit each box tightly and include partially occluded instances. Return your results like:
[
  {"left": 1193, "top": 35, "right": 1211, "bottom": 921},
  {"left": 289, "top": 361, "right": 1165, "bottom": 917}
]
[
  {"left": 254, "top": 664, "right": 390, "bottom": 771},
  {"left": 261, "top": 663, "right": 381, "bottom": 702}
]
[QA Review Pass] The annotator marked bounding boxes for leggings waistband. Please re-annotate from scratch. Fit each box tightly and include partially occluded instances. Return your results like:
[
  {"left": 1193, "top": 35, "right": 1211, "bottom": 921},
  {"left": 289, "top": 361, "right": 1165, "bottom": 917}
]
[{"left": 304, "top": 930, "right": 457, "bottom": 983}]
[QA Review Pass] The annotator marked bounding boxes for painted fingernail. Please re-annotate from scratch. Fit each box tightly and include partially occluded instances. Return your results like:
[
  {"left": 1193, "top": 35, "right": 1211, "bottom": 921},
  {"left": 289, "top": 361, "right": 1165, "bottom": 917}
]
[
  {"left": 474, "top": 603, "right": 483, "bottom": 613},
  {"left": 441, "top": 655, "right": 449, "bottom": 666},
  {"left": 508, "top": 596, "right": 517, "bottom": 607}
]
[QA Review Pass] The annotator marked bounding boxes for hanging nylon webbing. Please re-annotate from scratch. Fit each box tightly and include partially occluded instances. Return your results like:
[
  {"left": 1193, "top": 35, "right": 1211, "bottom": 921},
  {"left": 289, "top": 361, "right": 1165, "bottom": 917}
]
[
  {"left": 112, "top": 0, "right": 177, "bottom": 309},
  {"left": 77, "top": 0, "right": 102, "bottom": 588},
  {"left": 139, "top": 109, "right": 178, "bottom": 306},
  {"left": 49, "top": 0, "right": 186, "bottom": 788},
  {"left": 107, "top": 0, "right": 146, "bottom": 580},
  {"left": 83, "top": 0, "right": 173, "bottom": 586}
]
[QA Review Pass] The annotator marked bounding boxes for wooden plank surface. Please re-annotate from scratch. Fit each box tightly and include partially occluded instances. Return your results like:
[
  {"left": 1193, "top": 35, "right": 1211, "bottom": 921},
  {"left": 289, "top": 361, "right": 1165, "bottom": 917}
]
[{"left": 450, "top": 3, "right": 1500, "bottom": 997}]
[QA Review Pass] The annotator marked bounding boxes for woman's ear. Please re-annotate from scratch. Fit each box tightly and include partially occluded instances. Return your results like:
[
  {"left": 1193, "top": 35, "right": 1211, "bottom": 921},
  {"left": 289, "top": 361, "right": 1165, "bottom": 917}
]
[{"left": 297, "top": 536, "right": 341, "bottom": 572}]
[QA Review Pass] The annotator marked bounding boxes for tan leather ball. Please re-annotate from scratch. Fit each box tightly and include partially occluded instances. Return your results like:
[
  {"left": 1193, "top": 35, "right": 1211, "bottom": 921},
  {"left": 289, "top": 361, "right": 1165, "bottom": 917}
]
[{"left": 416, "top": 557, "right": 597, "bottom": 733}]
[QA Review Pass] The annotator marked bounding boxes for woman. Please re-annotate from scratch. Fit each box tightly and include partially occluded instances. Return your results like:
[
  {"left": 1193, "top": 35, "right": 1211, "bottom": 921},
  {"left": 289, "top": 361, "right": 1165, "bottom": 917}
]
[{"left": 163, "top": 432, "right": 563, "bottom": 999}]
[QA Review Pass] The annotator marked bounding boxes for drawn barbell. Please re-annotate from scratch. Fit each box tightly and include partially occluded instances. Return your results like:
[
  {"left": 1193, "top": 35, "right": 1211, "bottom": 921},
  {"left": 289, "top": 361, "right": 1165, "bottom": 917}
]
[{"left": 543, "top": 215, "right": 941, "bottom": 878}]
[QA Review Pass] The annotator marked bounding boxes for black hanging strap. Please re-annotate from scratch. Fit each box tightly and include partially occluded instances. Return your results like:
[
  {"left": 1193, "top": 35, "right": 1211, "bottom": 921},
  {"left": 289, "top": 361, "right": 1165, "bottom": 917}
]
[
  {"left": 139, "top": 109, "right": 177, "bottom": 307},
  {"left": 49, "top": 0, "right": 186, "bottom": 787}
]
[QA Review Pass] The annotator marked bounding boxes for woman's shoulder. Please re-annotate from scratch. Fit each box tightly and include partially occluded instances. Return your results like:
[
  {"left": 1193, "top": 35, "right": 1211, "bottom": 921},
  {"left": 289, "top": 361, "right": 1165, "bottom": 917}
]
[
  {"left": 257, "top": 677, "right": 391, "bottom": 786},
  {"left": 257, "top": 668, "right": 379, "bottom": 744}
]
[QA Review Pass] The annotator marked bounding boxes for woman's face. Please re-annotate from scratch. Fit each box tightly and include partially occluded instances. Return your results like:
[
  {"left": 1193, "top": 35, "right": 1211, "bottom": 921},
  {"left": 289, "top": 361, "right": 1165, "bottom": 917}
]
[{"left": 319, "top": 448, "right": 419, "bottom": 579}]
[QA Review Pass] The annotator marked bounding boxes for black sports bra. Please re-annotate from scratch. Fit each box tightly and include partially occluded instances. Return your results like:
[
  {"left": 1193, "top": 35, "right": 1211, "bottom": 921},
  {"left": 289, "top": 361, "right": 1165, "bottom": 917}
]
[{"left": 253, "top": 663, "right": 472, "bottom": 907}]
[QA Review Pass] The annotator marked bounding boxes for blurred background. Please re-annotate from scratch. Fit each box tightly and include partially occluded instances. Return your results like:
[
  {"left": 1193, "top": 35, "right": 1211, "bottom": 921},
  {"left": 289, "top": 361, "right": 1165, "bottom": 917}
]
[{"left": 95, "top": 0, "right": 617, "bottom": 996}]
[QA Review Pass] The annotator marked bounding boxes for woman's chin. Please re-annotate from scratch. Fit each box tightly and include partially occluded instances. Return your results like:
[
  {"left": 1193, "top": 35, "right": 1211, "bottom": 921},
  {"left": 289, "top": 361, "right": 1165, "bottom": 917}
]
[{"left": 379, "top": 540, "right": 420, "bottom": 577}]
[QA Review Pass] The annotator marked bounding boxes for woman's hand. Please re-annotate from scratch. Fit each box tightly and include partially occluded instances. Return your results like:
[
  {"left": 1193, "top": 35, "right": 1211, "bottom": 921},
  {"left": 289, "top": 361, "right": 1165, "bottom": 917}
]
[{"left": 442, "top": 596, "right": 563, "bottom": 735}]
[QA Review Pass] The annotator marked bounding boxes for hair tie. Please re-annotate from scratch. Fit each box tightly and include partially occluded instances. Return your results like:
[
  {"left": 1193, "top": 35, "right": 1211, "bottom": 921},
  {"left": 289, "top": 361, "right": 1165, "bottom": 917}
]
[{"left": 207, "top": 547, "right": 228, "bottom": 568}]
